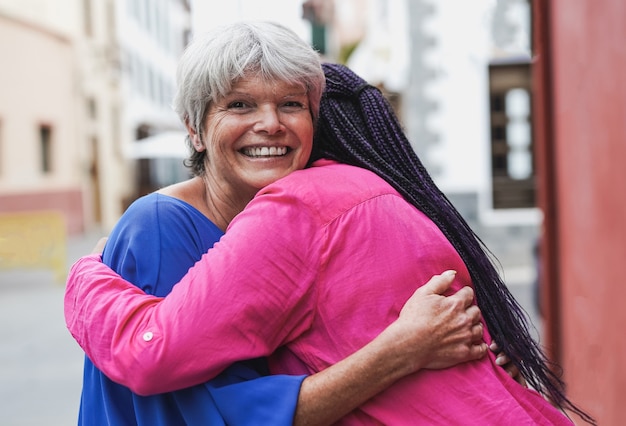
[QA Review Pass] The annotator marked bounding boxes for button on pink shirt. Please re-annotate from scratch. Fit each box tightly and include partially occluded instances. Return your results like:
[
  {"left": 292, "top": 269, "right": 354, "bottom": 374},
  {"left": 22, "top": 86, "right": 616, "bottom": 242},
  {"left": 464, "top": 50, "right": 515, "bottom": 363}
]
[{"left": 65, "top": 160, "right": 571, "bottom": 424}]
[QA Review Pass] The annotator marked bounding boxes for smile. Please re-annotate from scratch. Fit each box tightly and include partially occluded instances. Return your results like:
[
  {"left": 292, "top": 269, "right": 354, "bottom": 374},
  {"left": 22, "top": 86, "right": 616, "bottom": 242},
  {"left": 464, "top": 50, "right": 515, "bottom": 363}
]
[{"left": 241, "top": 146, "right": 289, "bottom": 158}]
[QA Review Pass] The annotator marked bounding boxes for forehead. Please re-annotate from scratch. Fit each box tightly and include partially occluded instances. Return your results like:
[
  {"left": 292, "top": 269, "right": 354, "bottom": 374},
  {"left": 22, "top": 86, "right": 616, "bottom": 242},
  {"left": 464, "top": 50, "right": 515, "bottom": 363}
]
[{"left": 228, "top": 75, "right": 307, "bottom": 96}]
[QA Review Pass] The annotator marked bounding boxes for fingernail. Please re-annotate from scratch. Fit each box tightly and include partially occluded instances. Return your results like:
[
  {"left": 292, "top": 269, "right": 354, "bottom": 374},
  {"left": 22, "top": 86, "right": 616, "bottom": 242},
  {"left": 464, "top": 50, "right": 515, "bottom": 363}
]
[{"left": 443, "top": 270, "right": 457, "bottom": 276}]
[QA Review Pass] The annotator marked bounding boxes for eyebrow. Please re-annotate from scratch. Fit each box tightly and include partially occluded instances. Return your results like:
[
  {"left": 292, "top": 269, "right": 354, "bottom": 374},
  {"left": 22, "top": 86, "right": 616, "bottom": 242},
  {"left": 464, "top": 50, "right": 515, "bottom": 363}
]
[{"left": 224, "top": 89, "right": 308, "bottom": 99}]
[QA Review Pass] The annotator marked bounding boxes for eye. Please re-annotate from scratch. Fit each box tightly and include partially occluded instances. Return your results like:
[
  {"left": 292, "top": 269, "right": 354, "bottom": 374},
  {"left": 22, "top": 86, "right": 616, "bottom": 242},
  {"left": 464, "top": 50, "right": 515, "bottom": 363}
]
[
  {"left": 280, "top": 100, "right": 308, "bottom": 112},
  {"left": 228, "top": 101, "right": 249, "bottom": 109}
]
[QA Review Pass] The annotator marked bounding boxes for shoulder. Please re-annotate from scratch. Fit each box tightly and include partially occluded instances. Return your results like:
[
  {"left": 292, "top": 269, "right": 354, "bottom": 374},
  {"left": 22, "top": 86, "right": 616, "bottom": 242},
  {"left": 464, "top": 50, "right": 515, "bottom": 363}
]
[
  {"left": 287, "top": 160, "right": 381, "bottom": 185},
  {"left": 123, "top": 193, "right": 205, "bottom": 225},
  {"left": 110, "top": 193, "right": 160, "bottom": 235},
  {"left": 123, "top": 192, "right": 180, "bottom": 217},
  {"left": 257, "top": 160, "right": 400, "bottom": 221},
  {"left": 104, "top": 193, "right": 224, "bottom": 294},
  {"left": 106, "top": 193, "right": 221, "bottom": 260},
  {"left": 265, "top": 160, "right": 391, "bottom": 196}
]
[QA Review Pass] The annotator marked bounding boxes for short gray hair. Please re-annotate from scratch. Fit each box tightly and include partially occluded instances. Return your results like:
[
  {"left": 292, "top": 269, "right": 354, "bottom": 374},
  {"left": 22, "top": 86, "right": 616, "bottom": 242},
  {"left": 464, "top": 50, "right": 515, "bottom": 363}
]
[{"left": 173, "top": 22, "right": 325, "bottom": 175}]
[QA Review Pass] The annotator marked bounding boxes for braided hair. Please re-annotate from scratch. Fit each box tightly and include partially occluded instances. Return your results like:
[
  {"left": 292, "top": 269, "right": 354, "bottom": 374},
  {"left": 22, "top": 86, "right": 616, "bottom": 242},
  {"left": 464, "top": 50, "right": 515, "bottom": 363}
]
[{"left": 311, "top": 62, "right": 594, "bottom": 425}]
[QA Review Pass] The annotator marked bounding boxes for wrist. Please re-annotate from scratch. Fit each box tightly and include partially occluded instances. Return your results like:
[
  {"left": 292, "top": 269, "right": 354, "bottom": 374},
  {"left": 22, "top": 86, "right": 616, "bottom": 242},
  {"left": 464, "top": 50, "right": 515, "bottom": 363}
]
[{"left": 375, "top": 320, "right": 429, "bottom": 377}]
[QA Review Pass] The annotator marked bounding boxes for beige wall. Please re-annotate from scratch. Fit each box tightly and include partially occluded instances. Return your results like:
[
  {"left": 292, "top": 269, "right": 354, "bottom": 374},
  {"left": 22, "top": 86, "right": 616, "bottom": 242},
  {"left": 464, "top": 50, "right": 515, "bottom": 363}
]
[
  {"left": 0, "top": 0, "right": 81, "bottom": 38},
  {"left": 0, "top": 13, "right": 85, "bottom": 233},
  {"left": 0, "top": 0, "right": 140, "bottom": 234}
]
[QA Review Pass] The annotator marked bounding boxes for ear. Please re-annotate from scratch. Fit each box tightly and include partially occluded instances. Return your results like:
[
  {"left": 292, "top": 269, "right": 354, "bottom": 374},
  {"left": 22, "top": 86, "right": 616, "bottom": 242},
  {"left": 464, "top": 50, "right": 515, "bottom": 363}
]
[{"left": 185, "top": 119, "right": 206, "bottom": 152}]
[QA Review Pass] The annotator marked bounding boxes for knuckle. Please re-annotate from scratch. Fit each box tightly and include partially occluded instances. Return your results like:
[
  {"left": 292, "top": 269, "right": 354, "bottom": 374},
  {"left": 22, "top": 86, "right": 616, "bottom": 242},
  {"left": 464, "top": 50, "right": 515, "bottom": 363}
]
[{"left": 460, "top": 287, "right": 474, "bottom": 300}]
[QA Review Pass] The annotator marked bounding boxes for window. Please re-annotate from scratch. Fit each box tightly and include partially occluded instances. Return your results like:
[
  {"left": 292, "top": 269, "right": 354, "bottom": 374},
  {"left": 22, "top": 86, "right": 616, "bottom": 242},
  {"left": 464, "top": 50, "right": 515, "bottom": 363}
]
[
  {"left": 87, "top": 97, "right": 97, "bottom": 120},
  {"left": 183, "top": 29, "right": 192, "bottom": 51},
  {"left": 302, "top": 0, "right": 327, "bottom": 54},
  {"left": 83, "top": 0, "right": 93, "bottom": 37},
  {"left": 310, "top": 24, "right": 327, "bottom": 55},
  {"left": 488, "top": 60, "right": 534, "bottom": 209},
  {"left": 40, "top": 125, "right": 53, "bottom": 174}
]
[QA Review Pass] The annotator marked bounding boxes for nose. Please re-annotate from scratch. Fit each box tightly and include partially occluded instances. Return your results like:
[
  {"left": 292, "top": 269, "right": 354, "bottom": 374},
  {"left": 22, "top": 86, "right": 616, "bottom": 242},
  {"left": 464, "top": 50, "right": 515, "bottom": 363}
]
[{"left": 253, "top": 106, "right": 284, "bottom": 135}]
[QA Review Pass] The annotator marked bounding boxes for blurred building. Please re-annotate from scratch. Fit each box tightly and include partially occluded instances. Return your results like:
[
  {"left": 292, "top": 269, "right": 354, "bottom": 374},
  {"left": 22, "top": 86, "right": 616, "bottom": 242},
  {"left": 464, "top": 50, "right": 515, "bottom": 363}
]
[
  {"left": 311, "top": 1, "right": 625, "bottom": 423},
  {"left": 0, "top": 0, "right": 191, "bottom": 234},
  {"left": 0, "top": 2, "right": 85, "bottom": 233},
  {"left": 307, "top": 0, "right": 538, "bottom": 288}
]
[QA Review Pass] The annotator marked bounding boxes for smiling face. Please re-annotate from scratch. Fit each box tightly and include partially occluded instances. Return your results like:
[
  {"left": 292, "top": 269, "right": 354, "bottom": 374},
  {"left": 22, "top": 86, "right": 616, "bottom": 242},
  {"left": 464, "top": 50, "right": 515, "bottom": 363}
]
[{"left": 187, "top": 75, "right": 314, "bottom": 203}]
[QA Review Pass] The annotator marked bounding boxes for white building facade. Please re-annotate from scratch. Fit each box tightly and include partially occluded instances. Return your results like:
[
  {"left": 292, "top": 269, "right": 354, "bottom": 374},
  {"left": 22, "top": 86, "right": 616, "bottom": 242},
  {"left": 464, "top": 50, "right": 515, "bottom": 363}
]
[{"left": 313, "top": 0, "right": 538, "bottom": 278}]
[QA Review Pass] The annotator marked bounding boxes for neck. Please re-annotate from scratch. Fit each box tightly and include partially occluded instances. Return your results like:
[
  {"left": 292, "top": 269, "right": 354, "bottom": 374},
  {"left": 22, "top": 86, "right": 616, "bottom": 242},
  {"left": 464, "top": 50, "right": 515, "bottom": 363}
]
[
  {"left": 157, "top": 177, "right": 253, "bottom": 232},
  {"left": 199, "top": 176, "right": 253, "bottom": 232}
]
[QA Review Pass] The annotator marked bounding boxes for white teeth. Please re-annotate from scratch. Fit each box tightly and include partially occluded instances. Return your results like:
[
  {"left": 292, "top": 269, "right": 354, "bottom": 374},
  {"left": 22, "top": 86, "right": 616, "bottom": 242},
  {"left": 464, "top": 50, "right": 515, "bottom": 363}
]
[{"left": 243, "top": 147, "right": 288, "bottom": 157}]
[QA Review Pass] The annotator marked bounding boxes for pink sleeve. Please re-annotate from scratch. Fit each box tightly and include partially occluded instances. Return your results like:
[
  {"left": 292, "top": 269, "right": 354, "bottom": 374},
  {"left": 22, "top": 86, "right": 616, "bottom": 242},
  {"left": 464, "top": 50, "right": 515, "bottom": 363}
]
[{"left": 64, "top": 190, "right": 321, "bottom": 395}]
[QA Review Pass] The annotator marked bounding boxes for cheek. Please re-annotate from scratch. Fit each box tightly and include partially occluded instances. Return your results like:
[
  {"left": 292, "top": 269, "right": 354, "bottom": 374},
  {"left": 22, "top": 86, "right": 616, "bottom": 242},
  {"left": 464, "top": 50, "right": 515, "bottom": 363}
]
[
  {"left": 295, "top": 119, "right": 314, "bottom": 152},
  {"left": 204, "top": 110, "right": 238, "bottom": 138},
  {"left": 205, "top": 120, "right": 235, "bottom": 157},
  {"left": 300, "top": 128, "right": 314, "bottom": 161}
]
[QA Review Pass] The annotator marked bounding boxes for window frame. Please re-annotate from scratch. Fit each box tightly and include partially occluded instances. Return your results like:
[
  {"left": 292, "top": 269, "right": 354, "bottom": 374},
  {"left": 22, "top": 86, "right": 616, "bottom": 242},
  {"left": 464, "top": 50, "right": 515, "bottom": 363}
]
[{"left": 488, "top": 59, "right": 535, "bottom": 210}]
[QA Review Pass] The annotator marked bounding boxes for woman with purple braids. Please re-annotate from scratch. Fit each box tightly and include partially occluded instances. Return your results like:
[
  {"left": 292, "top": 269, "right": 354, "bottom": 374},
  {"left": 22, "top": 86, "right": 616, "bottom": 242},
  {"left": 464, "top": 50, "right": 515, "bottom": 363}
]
[
  {"left": 65, "top": 59, "right": 593, "bottom": 424},
  {"left": 71, "top": 22, "right": 494, "bottom": 426}
]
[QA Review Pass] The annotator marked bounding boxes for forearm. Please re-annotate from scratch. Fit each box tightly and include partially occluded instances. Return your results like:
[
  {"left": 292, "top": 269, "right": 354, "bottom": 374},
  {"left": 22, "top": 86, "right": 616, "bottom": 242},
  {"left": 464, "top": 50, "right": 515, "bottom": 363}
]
[
  {"left": 294, "top": 321, "right": 419, "bottom": 426},
  {"left": 65, "top": 248, "right": 314, "bottom": 395},
  {"left": 65, "top": 255, "right": 239, "bottom": 393}
]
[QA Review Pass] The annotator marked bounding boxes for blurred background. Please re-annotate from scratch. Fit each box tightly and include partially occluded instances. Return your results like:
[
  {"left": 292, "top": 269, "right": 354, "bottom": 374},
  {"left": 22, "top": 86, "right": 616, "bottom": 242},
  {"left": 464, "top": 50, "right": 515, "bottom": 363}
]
[{"left": 0, "top": 0, "right": 623, "bottom": 424}]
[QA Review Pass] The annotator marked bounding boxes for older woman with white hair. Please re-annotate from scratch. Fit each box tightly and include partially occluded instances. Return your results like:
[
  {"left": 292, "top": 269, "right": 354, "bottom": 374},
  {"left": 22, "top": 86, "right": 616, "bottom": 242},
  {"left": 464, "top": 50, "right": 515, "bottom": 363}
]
[{"left": 73, "top": 22, "right": 489, "bottom": 426}]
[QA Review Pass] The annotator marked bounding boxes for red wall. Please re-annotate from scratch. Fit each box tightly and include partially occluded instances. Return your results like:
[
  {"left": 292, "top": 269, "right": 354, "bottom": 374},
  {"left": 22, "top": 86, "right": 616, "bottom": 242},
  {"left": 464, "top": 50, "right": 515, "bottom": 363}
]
[{"left": 534, "top": 1, "right": 626, "bottom": 423}]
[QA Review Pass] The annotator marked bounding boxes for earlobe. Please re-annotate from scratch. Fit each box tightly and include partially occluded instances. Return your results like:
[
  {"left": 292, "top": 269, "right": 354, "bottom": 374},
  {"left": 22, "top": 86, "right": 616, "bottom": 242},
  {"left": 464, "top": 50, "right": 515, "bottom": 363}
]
[
  {"left": 185, "top": 120, "right": 205, "bottom": 153},
  {"left": 191, "top": 134, "right": 205, "bottom": 152}
]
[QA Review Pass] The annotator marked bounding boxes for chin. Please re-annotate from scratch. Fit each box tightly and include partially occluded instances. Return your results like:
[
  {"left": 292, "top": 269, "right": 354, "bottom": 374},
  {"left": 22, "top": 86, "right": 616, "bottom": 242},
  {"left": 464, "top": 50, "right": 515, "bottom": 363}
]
[{"left": 254, "top": 171, "right": 293, "bottom": 188}]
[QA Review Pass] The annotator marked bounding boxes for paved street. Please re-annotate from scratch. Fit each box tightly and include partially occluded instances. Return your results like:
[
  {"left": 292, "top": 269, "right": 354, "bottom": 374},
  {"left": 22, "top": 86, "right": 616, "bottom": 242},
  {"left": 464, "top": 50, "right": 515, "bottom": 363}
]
[
  {"left": 0, "top": 231, "right": 102, "bottom": 426},
  {"left": 0, "top": 231, "right": 541, "bottom": 426}
]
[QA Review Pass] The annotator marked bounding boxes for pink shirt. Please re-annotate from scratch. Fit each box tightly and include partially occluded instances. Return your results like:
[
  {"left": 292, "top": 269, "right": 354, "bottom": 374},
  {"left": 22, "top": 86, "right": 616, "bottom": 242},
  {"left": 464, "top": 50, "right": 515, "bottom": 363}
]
[{"left": 65, "top": 160, "right": 571, "bottom": 424}]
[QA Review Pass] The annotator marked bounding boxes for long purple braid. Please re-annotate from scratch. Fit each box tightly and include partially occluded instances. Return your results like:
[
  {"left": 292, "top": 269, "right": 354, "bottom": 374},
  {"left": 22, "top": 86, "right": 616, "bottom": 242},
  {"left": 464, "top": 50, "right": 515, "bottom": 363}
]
[{"left": 310, "top": 62, "right": 594, "bottom": 425}]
